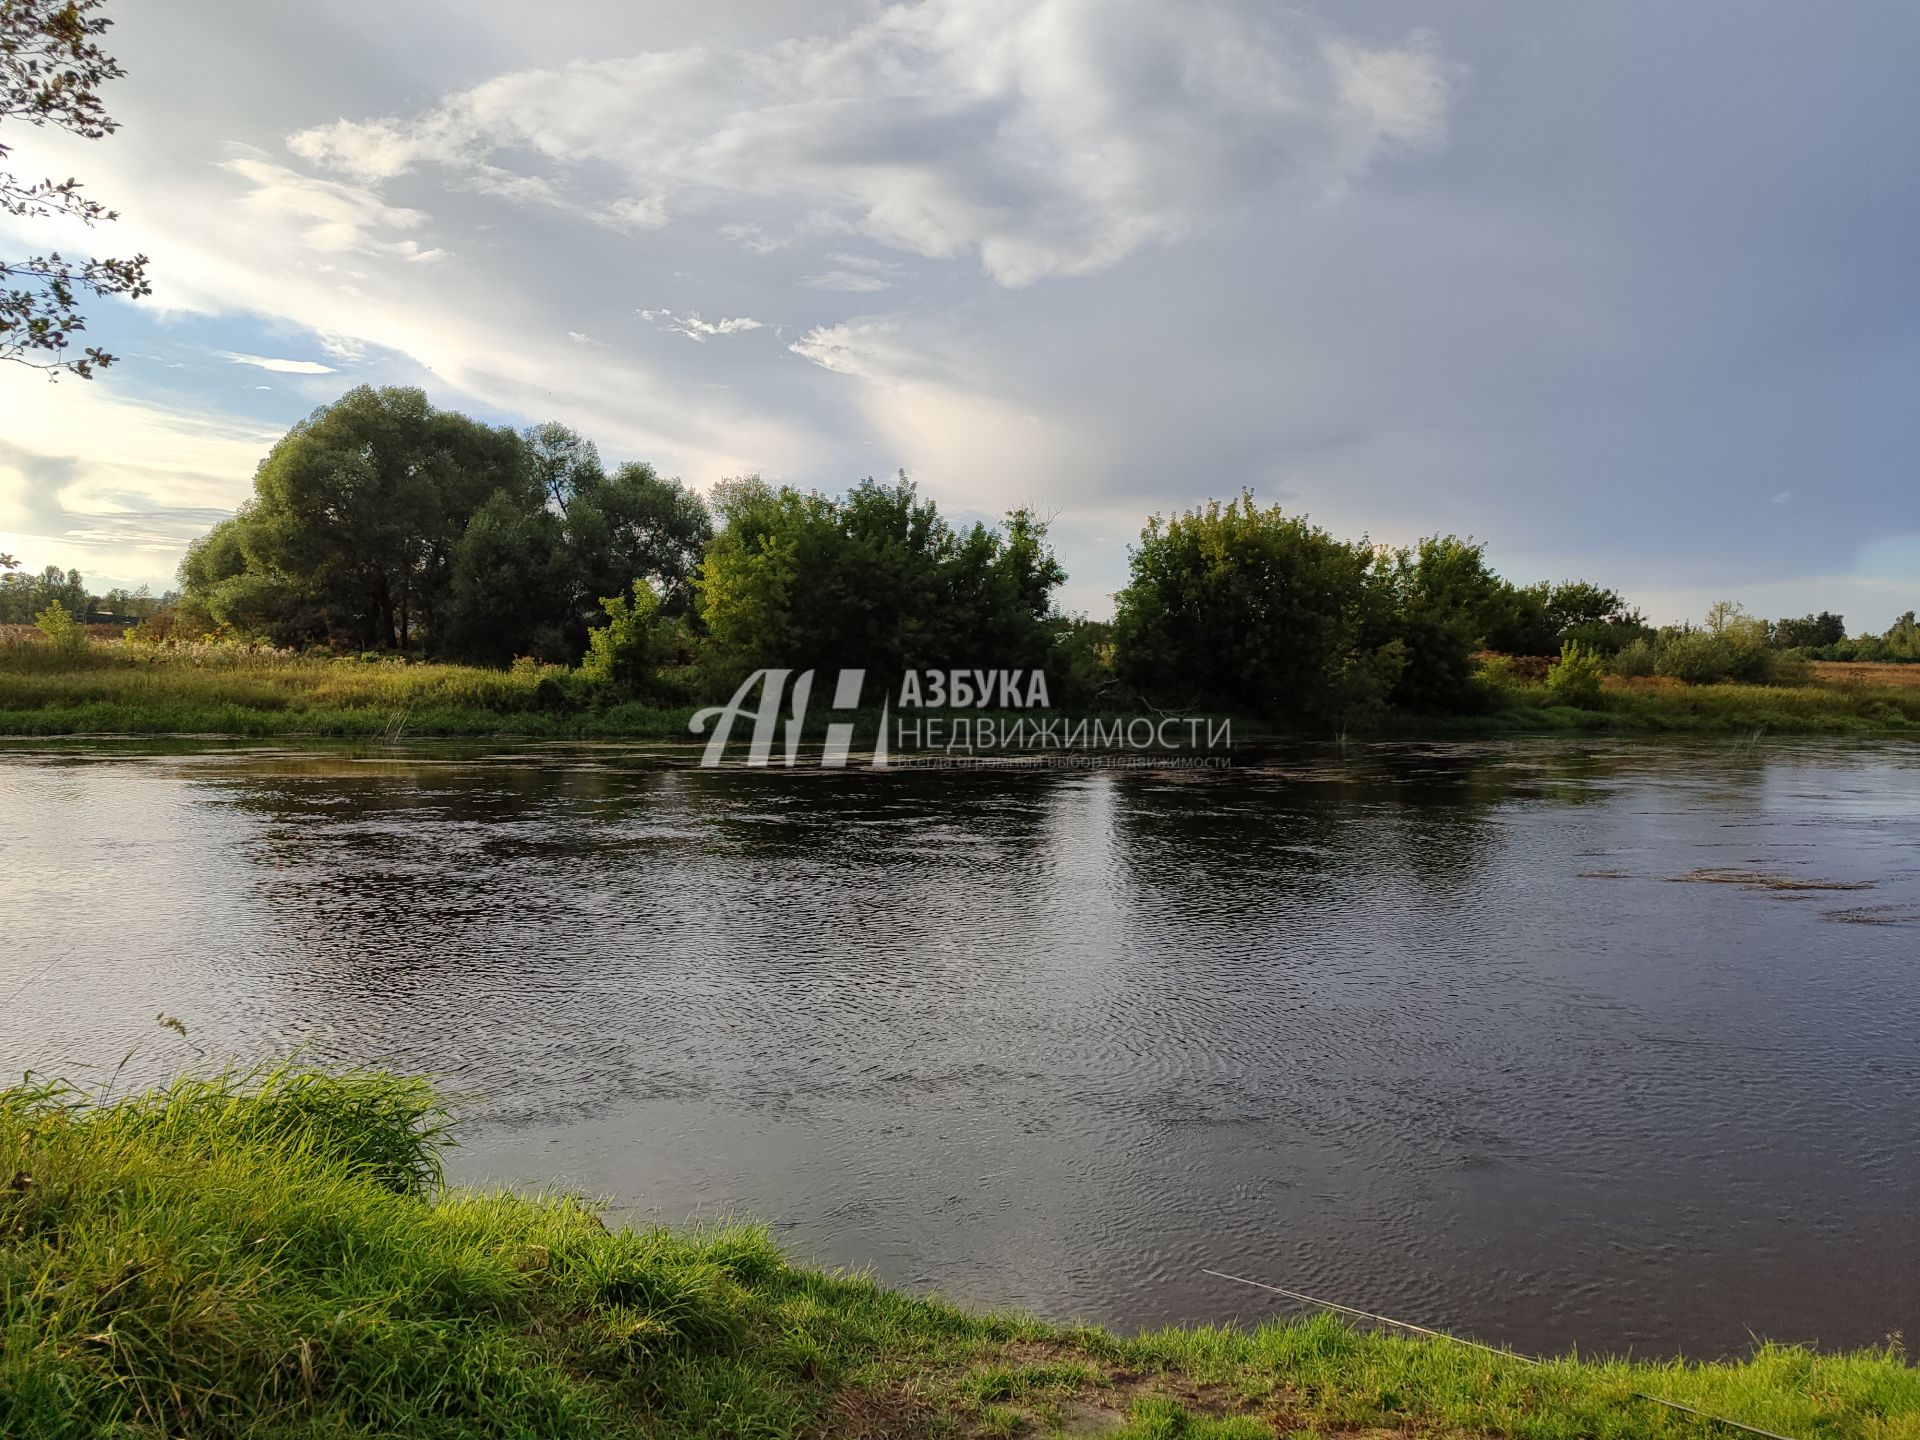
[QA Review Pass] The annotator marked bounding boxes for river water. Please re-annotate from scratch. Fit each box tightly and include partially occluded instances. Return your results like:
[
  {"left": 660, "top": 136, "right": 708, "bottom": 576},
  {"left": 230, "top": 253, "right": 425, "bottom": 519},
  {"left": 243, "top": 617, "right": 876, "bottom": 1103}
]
[{"left": 2, "top": 738, "right": 1916, "bottom": 1357}]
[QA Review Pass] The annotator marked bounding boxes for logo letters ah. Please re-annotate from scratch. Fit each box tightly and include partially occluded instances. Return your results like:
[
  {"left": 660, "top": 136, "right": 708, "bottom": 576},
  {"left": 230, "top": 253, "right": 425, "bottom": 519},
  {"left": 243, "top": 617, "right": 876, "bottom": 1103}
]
[{"left": 690, "top": 669, "right": 887, "bottom": 767}]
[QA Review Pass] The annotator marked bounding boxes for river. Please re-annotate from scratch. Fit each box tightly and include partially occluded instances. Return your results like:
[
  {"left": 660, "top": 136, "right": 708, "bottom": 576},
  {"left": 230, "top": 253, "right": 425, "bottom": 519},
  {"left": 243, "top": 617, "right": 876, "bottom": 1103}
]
[{"left": 2, "top": 737, "right": 1915, "bottom": 1357}]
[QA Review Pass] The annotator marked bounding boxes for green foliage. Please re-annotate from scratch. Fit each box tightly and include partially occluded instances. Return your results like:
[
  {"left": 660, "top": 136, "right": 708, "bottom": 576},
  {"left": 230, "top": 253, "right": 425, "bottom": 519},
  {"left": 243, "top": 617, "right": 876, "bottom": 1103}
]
[
  {"left": 1369, "top": 536, "right": 1500, "bottom": 712},
  {"left": 445, "top": 490, "right": 567, "bottom": 664},
  {"left": 1112, "top": 493, "right": 1377, "bottom": 723},
  {"left": 1652, "top": 601, "right": 1778, "bottom": 684},
  {"left": 0, "top": 563, "right": 87, "bottom": 624},
  {"left": 694, "top": 472, "right": 1063, "bottom": 694},
  {"left": 1483, "top": 578, "right": 1649, "bottom": 656},
  {"left": 1772, "top": 610, "right": 1846, "bottom": 650},
  {"left": 1822, "top": 611, "right": 1920, "bottom": 663},
  {"left": 563, "top": 458, "right": 713, "bottom": 628},
  {"left": 31, "top": 598, "right": 84, "bottom": 655},
  {"left": 580, "top": 580, "right": 665, "bottom": 696},
  {"left": 1048, "top": 615, "right": 1117, "bottom": 707},
  {"left": 1609, "top": 636, "right": 1657, "bottom": 677},
  {"left": 174, "top": 402, "right": 710, "bottom": 663},
  {"left": 1545, "top": 638, "right": 1605, "bottom": 706}
]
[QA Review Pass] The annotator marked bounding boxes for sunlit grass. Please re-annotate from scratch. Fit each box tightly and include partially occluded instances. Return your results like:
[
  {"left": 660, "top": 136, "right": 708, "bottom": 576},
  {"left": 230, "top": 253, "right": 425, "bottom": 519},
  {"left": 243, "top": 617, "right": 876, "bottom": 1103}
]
[{"left": 3, "top": 1067, "right": 1918, "bottom": 1438}]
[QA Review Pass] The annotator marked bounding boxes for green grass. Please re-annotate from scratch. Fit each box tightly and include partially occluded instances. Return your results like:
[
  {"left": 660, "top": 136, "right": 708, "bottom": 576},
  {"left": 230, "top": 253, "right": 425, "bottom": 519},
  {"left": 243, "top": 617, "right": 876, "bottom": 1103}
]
[
  {"left": 1389, "top": 675, "right": 1920, "bottom": 737},
  {"left": 0, "top": 638, "right": 696, "bottom": 739},
  {"left": 4, "top": 636, "right": 1920, "bottom": 740},
  {"left": 3, "top": 1068, "right": 1918, "bottom": 1438}
]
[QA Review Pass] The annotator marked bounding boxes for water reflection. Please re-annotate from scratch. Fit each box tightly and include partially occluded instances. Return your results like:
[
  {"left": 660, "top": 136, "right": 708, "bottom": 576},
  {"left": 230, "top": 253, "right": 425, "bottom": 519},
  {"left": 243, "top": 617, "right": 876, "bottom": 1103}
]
[{"left": 1, "top": 737, "right": 1916, "bottom": 1357}]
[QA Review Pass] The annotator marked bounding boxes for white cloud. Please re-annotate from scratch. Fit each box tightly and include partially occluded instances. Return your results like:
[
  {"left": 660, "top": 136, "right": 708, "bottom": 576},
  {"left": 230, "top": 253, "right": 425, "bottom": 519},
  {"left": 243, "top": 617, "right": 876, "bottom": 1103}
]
[
  {"left": 802, "top": 252, "right": 913, "bottom": 291},
  {"left": 221, "top": 150, "right": 448, "bottom": 265},
  {"left": 595, "top": 195, "right": 671, "bottom": 232},
  {"left": 219, "top": 351, "right": 338, "bottom": 374},
  {"left": 800, "top": 271, "right": 892, "bottom": 293},
  {"left": 286, "top": 0, "right": 1450, "bottom": 286},
  {"left": 639, "top": 309, "right": 766, "bottom": 342},
  {"left": 0, "top": 377, "right": 284, "bottom": 587},
  {"left": 566, "top": 330, "right": 604, "bottom": 346}
]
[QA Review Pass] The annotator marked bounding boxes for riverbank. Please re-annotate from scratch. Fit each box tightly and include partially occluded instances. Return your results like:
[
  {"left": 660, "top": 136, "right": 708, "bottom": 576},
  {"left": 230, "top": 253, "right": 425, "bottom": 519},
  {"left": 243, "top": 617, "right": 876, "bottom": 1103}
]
[
  {"left": 3, "top": 1068, "right": 1915, "bottom": 1439},
  {"left": 3, "top": 638, "right": 1920, "bottom": 739}
]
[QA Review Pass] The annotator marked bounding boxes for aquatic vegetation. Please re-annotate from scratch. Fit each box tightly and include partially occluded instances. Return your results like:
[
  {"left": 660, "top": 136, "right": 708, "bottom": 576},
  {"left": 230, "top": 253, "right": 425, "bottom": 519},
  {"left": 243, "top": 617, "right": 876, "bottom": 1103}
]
[{"left": 3, "top": 1067, "right": 1918, "bottom": 1438}]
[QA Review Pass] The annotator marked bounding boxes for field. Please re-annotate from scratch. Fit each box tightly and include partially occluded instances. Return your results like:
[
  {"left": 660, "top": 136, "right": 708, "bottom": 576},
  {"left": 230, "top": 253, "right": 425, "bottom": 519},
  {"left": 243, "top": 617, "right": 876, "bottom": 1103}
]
[
  {"left": 4, "top": 1066, "right": 1918, "bottom": 1440},
  {"left": 0, "top": 633, "right": 695, "bottom": 739},
  {"left": 1810, "top": 661, "right": 1920, "bottom": 689}
]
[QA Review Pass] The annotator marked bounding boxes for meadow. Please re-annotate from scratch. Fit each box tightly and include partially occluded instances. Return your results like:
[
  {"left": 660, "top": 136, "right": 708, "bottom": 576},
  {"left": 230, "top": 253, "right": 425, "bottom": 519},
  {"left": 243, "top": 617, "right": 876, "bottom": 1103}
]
[
  {"left": 4, "top": 630, "right": 1920, "bottom": 740},
  {"left": 4, "top": 1066, "right": 1917, "bottom": 1440}
]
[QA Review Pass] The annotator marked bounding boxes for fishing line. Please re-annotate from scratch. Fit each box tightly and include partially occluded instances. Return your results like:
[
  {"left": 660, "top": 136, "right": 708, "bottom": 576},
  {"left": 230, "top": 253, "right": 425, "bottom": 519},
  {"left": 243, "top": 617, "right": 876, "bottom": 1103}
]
[{"left": 1201, "top": 1267, "right": 1803, "bottom": 1440}]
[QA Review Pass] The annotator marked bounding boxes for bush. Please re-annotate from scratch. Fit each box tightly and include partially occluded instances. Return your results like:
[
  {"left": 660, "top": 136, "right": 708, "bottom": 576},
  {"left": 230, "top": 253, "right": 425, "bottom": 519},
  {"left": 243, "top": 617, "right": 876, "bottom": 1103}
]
[
  {"left": 580, "top": 580, "right": 666, "bottom": 696},
  {"left": 33, "top": 600, "right": 86, "bottom": 657},
  {"left": 1545, "top": 639, "right": 1605, "bottom": 707},
  {"left": 1610, "top": 636, "right": 1656, "bottom": 677}
]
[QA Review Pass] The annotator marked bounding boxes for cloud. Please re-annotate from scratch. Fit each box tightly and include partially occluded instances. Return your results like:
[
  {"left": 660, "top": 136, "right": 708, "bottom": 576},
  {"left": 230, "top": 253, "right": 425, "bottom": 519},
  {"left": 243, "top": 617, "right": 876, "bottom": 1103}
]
[
  {"left": 286, "top": 0, "right": 1450, "bottom": 285},
  {"left": 639, "top": 309, "right": 766, "bottom": 342},
  {"left": 219, "top": 351, "right": 338, "bottom": 374},
  {"left": 0, "top": 382, "right": 284, "bottom": 587},
  {"left": 221, "top": 150, "right": 448, "bottom": 264},
  {"left": 801, "top": 253, "right": 913, "bottom": 291},
  {"left": 18, "top": 0, "right": 1913, "bottom": 633},
  {"left": 801, "top": 271, "right": 893, "bottom": 293},
  {"left": 566, "top": 331, "right": 604, "bottom": 347}
]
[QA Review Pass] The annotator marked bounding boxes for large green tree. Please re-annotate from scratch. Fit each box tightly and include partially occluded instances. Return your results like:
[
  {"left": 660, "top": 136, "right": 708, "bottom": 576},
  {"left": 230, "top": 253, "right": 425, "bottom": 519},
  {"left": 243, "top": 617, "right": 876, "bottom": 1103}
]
[
  {"left": 1366, "top": 536, "right": 1504, "bottom": 713},
  {"left": 694, "top": 472, "right": 1062, "bottom": 693},
  {"left": 1112, "top": 494, "right": 1382, "bottom": 722},
  {"left": 179, "top": 400, "right": 711, "bottom": 661},
  {"left": 185, "top": 387, "right": 530, "bottom": 650}
]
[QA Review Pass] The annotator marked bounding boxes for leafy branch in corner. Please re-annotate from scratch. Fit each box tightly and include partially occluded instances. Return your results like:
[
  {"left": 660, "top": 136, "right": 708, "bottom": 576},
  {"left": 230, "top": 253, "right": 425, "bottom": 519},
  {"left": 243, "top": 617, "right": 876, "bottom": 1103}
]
[{"left": 1, "top": 0, "right": 149, "bottom": 378}]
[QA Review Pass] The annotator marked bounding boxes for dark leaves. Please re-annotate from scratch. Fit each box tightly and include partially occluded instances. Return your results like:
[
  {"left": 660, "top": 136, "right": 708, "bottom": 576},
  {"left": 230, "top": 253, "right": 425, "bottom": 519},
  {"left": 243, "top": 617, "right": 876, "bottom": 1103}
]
[{"left": 1, "top": 0, "right": 144, "bottom": 378}]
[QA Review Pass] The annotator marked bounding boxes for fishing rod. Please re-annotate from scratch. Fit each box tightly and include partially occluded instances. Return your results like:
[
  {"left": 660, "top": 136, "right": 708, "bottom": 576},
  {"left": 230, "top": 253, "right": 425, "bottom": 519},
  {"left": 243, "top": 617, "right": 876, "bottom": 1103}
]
[{"left": 1201, "top": 1268, "right": 1803, "bottom": 1440}]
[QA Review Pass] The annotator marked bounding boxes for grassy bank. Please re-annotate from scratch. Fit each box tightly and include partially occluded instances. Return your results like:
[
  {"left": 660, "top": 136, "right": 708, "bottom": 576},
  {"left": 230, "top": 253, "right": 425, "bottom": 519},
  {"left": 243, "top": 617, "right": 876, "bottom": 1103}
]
[
  {"left": 3, "top": 1068, "right": 1917, "bottom": 1439},
  {"left": 4, "top": 635, "right": 1920, "bottom": 740},
  {"left": 1392, "top": 675, "right": 1920, "bottom": 737}
]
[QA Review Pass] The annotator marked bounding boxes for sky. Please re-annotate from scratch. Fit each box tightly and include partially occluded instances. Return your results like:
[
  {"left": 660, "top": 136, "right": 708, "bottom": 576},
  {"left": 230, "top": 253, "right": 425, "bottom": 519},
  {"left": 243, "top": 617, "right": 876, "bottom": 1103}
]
[{"left": 1, "top": 0, "right": 1916, "bottom": 626}]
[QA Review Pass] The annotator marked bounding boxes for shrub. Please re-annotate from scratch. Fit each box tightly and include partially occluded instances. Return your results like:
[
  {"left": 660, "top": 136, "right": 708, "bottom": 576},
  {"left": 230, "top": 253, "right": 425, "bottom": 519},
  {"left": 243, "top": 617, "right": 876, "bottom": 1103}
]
[
  {"left": 1610, "top": 637, "right": 1656, "bottom": 677},
  {"left": 33, "top": 600, "right": 86, "bottom": 657},
  {"left": 581, "top": 580, "right": 665, "bottom": 696},
  {"left": 1545, "top": 639, "right": 1605, "bottom": 707}
]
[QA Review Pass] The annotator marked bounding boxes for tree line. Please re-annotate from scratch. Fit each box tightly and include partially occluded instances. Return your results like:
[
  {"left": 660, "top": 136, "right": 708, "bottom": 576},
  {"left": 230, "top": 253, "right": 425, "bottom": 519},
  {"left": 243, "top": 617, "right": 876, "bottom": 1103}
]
[
  {"left": 10, "top": 385, "right": 1915, "bottom": 720},
  {"left": 0, "top": 557, "right": 159, "bottom": 625}
]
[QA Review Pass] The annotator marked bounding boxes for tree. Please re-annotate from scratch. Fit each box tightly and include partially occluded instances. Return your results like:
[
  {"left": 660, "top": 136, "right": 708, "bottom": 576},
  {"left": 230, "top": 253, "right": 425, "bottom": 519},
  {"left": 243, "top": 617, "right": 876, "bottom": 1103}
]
[
  {"left": 1483, "top": 578, "right": 1646, "bottom": 656},
  {"left": 510, "top": 422, "right": 711, "bottom": 646},
  {"left": 1112, "top": 493, "right": 1378, "bottom": 722},
  {"left": 562, "top": 459, "right": 711, "bottom": 625},
  {"left": 1369, "top": 535, "right": 1502, "bottom": 712},
  {"left": 2, "top": 0, "right": 150, "bottom": 377},
  {"left": 444, "top": 490, "right": 565, "bottom": 663},
  {"left": 694, "top": 472, "right": 1062, "bottom": 694},
  {"left": 184, "top": 387, "right": 533, "bottom": 650},
  {"left": 1772, "top": 611, "right": 1845, "bottom": 650},
  {"left": 0, "top": 558, "right": 84, "bottom": 622},
  {"left": 523, "top": 421, "right": 604, "bottom": 512}
]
